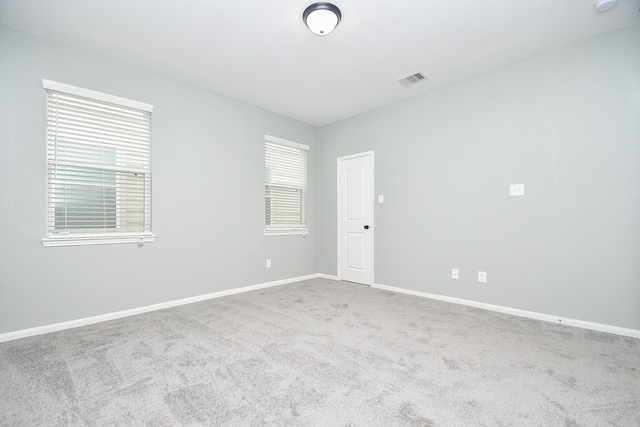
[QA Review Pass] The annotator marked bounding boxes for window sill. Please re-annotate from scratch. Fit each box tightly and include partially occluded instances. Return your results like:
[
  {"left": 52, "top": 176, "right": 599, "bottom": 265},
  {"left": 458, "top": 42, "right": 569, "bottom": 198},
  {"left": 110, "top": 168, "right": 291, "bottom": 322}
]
[
  {"left": 42, "top": 233, "right": 156, "bottom": 247},
  {"left": 264, "top": 229, "right": 310, "bottom": 237}
]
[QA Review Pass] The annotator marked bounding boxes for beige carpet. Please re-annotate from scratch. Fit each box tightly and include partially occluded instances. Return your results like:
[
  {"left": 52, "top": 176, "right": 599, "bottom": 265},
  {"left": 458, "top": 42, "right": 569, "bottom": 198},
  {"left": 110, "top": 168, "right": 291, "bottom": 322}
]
[{"left": 1, "top": 278, "right": 639, "bottom": 426}]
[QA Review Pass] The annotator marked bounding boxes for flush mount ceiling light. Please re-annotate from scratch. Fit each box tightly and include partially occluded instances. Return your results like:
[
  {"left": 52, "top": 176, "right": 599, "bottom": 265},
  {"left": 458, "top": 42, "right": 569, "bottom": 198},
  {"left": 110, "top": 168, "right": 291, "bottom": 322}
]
[
  {"left": 303, "top": 3, "right": 341, "bottom": 36},
  {"left": 594, "top": 0, "right": 617, "bottom": 12}
]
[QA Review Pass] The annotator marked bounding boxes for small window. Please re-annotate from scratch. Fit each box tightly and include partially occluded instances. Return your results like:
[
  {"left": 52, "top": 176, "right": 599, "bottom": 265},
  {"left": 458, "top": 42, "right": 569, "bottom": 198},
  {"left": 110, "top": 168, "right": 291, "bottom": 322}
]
[
  {"left": 41, "top": 80, "right": 155, "bottom": 247},
  {"left": 264, "top": 135, "right": 309, "bottom": 236}
]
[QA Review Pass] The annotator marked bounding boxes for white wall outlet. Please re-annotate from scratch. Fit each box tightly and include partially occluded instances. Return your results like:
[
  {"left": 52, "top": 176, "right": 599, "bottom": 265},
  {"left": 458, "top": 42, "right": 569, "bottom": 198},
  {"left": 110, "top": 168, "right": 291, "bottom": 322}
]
[
  {"left": 451, "top": 269, "right": 459, "bottom": 279},
  {"left": 509, "top": 183, "right": 525, "bottom": 196},
  {"left": 378, "top": 195, "right": 384, "bottom": 203},
  {"left": 266, "top": 259, "right": 271, "bottom": 268},
  {"left": 478, "top": 271, "right": 487, "bottom": 283}
]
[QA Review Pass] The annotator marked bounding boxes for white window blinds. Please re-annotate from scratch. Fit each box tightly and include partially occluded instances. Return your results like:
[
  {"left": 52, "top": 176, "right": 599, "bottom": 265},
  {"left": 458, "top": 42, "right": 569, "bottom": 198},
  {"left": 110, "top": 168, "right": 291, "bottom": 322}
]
[
  {"left": 42, "top": 80, "right": 155, "bottom": 246},
  {"left": 265, "top": 135, "right": 309, "bottom": 235}
]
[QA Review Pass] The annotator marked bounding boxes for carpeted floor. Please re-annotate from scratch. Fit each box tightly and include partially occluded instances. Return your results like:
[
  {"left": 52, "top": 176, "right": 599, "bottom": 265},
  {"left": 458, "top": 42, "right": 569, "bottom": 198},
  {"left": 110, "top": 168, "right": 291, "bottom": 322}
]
[{"left": 1, "top": 278, "right": 639, "bottom": 426}]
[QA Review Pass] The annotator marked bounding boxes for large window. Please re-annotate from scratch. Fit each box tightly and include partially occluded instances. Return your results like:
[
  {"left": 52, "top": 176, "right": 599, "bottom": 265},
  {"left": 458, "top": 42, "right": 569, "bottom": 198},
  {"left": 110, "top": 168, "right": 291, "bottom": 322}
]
[
  {"left": 41, "top": 80, "right": 155, "bottom": 247},
  {"left": 264, "top": 135, "right": 309, "bottom": 236}
]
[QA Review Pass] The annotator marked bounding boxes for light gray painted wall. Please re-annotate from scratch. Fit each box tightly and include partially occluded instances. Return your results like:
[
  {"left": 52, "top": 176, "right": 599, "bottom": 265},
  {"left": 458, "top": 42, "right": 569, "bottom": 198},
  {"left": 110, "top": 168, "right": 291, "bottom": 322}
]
[
  {"left": 0, "top": 26, "right": 318, "bottom": 334},
  {"left": 2, "top": 24, "right": 639, "bottom": 335},
  {"left": 318, "top": 25, "right": 640, "bottom": 330}
]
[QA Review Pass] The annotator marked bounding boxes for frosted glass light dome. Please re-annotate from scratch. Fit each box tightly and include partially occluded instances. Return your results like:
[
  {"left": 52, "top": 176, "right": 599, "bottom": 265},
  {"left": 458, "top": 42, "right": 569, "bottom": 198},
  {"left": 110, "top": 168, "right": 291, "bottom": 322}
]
[{"left": 303, "top": 3, "right": 342, "bottom": 36}]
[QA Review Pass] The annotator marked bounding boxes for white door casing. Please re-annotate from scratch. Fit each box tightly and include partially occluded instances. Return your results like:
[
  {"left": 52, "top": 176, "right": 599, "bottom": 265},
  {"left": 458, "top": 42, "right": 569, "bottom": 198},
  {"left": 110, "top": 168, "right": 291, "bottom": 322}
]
[{"left": 337, "top": 151, "right": 374, "bottom": 285}]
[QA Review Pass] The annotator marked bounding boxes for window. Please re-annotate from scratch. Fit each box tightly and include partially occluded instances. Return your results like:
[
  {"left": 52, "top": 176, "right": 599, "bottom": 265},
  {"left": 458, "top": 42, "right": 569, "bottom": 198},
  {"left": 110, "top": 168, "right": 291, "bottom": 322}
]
[
  {"left": 264, "top": 135, "right": 309, "bottom": 236},
  {"left": 41, "top": 80, "right": 155, "bottom": 247}
]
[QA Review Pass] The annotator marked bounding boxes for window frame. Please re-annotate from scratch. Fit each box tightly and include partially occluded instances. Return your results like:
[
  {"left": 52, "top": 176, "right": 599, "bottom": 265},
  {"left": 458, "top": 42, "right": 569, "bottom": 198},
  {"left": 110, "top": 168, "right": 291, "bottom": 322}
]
[
  {"left": 41, "top": 79, "right": 156, "bottom": 247},
  {"left": 264, "top": 135, "right": 310, "bottom": 237}
]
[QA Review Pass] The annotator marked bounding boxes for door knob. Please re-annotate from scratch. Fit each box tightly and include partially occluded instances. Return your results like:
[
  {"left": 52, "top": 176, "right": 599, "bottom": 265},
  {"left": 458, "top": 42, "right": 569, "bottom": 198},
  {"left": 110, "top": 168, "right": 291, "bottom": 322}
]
[{"left": 364, "top": 225, "right": 370, "bottom": 229}]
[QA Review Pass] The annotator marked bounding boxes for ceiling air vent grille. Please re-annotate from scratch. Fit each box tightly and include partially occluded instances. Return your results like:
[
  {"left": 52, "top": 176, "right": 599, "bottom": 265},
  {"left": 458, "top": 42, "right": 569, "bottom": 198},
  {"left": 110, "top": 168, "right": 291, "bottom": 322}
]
[{"left": 397, "top": 72, "right": 427, "bottom": 87}]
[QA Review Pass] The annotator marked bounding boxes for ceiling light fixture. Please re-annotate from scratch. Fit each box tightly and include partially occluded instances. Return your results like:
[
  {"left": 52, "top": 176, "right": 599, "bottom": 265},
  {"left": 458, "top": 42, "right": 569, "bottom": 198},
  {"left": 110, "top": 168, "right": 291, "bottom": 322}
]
[
  {"left": 594, "top": 0, "right": 617, "bottom": 12},
  {"left": 303, "top": 3, "right": 341, "bottom": 36}
]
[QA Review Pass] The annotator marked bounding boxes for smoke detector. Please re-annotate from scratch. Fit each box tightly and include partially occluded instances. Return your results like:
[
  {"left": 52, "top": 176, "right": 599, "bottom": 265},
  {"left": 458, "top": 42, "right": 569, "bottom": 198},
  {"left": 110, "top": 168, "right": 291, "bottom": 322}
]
[
  {"left": 595, "top": 0, "right": 617, "bottom": 12},
  {"left": 397, "top": 73, "right": 427, "bottom": 87}
]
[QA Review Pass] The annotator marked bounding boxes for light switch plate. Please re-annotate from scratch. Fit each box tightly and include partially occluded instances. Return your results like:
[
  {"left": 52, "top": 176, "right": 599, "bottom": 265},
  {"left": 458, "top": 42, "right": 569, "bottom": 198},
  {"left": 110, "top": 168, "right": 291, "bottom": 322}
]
[
  {"left": 378, "top": 195, "right": 384, "bottom": 204},
  {"left": 509, "top": 184, "right": 524, "bottom": 196}
]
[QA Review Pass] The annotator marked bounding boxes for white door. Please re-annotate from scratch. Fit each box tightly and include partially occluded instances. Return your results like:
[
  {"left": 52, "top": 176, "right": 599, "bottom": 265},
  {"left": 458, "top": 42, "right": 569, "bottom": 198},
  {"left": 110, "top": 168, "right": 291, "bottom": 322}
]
[{"left": 338, "top": 151, "right": 374, "bottom": 285}]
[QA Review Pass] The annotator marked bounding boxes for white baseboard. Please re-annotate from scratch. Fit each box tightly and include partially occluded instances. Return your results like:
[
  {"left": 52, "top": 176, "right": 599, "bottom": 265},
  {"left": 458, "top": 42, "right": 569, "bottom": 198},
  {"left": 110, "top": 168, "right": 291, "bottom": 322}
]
[
  {"left": 4, "top": 276, "right": 638, "bottom": 343},
  {"left": 0, "top": 273, "right": 322, "bottom": 343},
  {"left": 372, "top": 283, "right": 640, "bottom": 339},
  {"left": 317, "top": 273, "right": 339, "bottom": 281}
]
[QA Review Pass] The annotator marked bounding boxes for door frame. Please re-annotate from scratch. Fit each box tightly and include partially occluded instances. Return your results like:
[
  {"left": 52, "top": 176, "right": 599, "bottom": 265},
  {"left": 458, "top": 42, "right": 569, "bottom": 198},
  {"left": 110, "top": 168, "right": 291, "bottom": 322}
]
[{"left": 337, "top": 150, "right": 374, "bottom": 285}]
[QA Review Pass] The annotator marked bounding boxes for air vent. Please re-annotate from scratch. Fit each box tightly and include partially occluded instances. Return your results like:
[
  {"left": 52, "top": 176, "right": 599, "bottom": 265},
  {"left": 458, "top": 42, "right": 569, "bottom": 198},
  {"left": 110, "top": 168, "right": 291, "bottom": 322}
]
[{"left": 397, "top": 72, "right": 427, "bottom": 87}]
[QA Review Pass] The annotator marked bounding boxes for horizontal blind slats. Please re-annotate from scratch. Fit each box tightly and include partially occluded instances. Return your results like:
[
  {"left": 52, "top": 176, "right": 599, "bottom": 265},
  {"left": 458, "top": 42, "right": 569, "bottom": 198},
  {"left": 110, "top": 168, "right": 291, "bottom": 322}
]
[
  {"left": 47, "top": 121, "right": 149, "bottom": 146},
  {"left": 46, "top": 84, "right": 152, "bottom": 236},
  {"left": 265, "top": 140, "right": 307, "bottom": 229},
  {"left": 47, "top": 109, "right": 151, "bottom": 132},
  {"left": 47, "top": 162, "right": 149, "bottom": 175},
  {"left": 47, "top": 93, "right": 150, "bottom": 122}
]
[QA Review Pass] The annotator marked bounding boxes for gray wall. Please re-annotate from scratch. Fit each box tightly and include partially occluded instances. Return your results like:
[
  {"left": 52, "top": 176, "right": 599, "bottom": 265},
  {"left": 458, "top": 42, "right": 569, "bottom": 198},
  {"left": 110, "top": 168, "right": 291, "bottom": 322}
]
[
  {"left": 0, "top": 26, "right": 318, "bottom": 334},
  {"left": 318, "top": 25, "right": 640, "bottom": 330},
  {"left": 2, "top": 24, "right": 639, "bottom": 335}
]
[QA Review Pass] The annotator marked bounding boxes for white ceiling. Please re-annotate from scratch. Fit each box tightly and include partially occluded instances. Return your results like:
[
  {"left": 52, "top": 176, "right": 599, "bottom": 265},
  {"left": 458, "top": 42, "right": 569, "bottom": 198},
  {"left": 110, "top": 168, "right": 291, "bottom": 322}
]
[{"left": 1, "top": 0, "right": 638, "bottom": 126}]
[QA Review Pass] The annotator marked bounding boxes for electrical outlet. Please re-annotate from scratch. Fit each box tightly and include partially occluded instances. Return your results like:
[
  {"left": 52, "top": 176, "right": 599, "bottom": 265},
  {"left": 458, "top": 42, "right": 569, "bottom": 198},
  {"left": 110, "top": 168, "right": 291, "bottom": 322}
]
[
  {"left": 509, "top": 184, "right": 525, "bottom": 196},
  {"left": 478, "top": 271, "right": 487, "bottom": 283},
  {"left": 451, "top": 269, "right": 459, "bottom": 279},
  {"left": 266, "top": 259, "right": 271, "bottom": 268}
]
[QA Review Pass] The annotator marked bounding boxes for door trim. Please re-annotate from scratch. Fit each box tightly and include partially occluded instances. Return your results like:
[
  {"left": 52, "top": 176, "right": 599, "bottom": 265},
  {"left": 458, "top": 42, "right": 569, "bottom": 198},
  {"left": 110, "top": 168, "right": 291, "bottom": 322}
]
[{"left": 337, "top": 151, "right": 374, "bottom": 285}]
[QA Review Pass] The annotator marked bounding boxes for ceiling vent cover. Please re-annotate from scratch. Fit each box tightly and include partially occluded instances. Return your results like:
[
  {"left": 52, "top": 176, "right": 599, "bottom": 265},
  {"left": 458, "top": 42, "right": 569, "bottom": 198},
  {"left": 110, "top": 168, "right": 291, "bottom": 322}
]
[{"left": 397, "top": 72, "right": 427, "bottom": 87}]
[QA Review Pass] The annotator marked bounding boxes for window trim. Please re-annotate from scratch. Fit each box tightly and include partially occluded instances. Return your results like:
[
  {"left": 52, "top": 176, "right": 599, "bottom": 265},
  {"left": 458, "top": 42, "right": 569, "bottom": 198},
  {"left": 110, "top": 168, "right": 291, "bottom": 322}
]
[
  {"left": 42, "top": 80, "right": 153, "bottom": 112},
  {"left": 42, "top": 233, "right": 156, "bottom": 247},
  {"left": 264, "top": 135, "right": 310, "bottom": 237},
  {"left": 263, "top": 228, "right": 310, "bottom": 237},
  {"left": 41, "top": 79, "right": 156, "bottom": 247}
]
